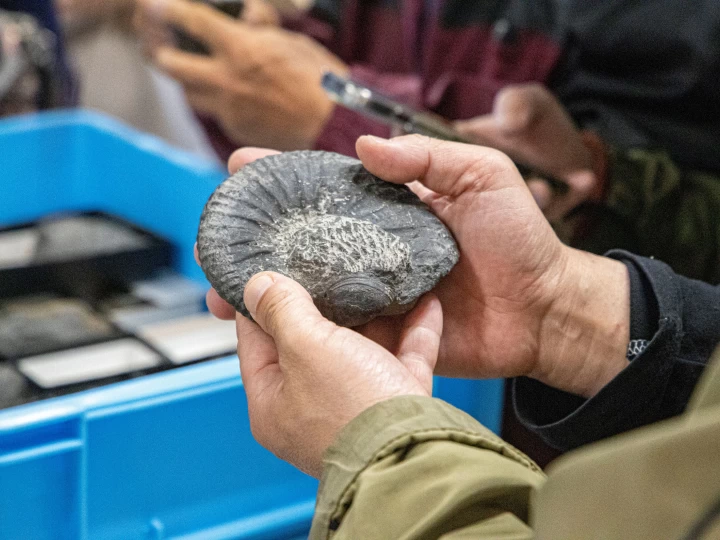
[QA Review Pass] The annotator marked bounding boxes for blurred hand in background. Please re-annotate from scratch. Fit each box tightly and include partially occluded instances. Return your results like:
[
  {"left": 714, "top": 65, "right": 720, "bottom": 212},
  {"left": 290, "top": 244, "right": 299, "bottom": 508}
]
[
  {"left": 135, "top": 0, "right": 347, "bottom": 150},
  {"left": 456, "top": 84, "right": 606, "bottom": 223}
]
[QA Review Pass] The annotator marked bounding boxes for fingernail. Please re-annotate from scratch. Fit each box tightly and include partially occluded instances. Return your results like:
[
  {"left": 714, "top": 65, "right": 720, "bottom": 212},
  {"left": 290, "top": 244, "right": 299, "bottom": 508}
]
[
  {"left": 361, "top": 135, "right": 389, "bottom": 144},
  {"left": 244, "top": 274, "right": 274, "bottom": 316}
]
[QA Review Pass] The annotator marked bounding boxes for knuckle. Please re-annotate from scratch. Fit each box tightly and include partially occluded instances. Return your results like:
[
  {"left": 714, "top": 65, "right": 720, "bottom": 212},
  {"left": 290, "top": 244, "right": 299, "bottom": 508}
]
[
  {"left": 459, "top": 149, "right": 518, "bottom": 190},
  {"left": 510, "top": 82, "right": 547, "bottom": 101},
  {"left": 521, "top": 82, "right": 546, "bottom": 95},
  {"left": 403, "top": 133, "right": 435, "bottom": 147},
  {"left": 194, "top": 2, "right": 221, "bottom": 24},
  {"left": 477, "top": 147, "right": 516, "bottom": 174},
  {"left": 291, "top": 32, "right": 316, "bottom": 50},
  {"left": 258, "top": 284, "right": 295, "bottom": 331},
  {"left": 497, "top": 83, "right": 549, "bottom": 115},
  {"left": 312, "top": 320, "right": 345, "bottom": 349},
  {"left": 287, "top": 312, "right": 337, "bottom": 356}
]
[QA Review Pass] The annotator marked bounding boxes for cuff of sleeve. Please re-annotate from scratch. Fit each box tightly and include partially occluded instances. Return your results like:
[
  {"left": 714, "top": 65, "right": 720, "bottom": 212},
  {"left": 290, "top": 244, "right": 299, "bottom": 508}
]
[
  {"left": 514, "top": 251, "right": 684, "bottom": 450},
  {"left": 312, "top": 396, "right": 541, "bottom": 538},
  {"left": 313, "top": 104, "right": 392, "bottom": 158}
]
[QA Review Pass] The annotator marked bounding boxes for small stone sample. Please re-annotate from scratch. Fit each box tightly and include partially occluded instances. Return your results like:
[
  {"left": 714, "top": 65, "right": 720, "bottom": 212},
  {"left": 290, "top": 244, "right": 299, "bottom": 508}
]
[
  {"left": 34, "top": 216, "right": 150, "bottom": 262},
  {"left": 197, "top": 151, "right": 458, "bottom": 327},
  {"left": 0, "top": 296, "right": 118, "bottom": 359}
]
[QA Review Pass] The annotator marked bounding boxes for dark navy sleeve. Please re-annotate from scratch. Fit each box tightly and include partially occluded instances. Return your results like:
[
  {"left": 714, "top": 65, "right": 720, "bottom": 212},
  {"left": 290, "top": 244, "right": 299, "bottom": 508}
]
[{"left": 513, "top": 250, "right": 720, "bottom": 451}]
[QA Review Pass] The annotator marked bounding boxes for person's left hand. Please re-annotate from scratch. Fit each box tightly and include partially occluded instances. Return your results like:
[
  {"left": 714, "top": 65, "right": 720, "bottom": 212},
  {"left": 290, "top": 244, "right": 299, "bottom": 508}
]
[
  {"left": 234, "top": 273, "right": 442, "bottom": 478},
  {"left": 135, "top": 0, "right": 347, "bottom": 150},
  {"left": 196, "top": 147, "right": 442, "bottom": 477}
]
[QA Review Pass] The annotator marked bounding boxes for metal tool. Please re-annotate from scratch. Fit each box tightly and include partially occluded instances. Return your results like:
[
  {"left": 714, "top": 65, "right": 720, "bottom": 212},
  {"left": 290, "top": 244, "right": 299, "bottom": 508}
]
[{"left": 322, "top": 71, "right": 569, "bottom": 195}]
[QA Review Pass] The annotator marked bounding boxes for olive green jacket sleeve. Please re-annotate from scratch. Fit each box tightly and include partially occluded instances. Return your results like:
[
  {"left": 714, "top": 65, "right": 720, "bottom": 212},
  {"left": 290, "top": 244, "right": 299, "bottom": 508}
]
[
  {"left": 310, "top": 396, "right": 545, "bottom": 540},
  {"left": 574, "top": 148, "right": 720, "bottom": 283}
]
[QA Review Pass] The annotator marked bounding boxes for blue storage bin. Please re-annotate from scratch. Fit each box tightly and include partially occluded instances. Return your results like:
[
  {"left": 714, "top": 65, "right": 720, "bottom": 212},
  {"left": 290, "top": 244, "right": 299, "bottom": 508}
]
[{"left": 0, "top": 111, "right": 504, "bottom": 539}]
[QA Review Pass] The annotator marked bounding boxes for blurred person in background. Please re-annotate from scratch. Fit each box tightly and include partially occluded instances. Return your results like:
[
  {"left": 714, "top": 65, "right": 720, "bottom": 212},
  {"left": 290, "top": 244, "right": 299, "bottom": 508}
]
[
  {"left": 137, "top": 0, "right": 720, "bottom": 285},
  {"left": 0, "top": 0, "right": 75, "bottom": 116},
  {"left": 53, "top": 0, "right": 218, "bottom": 160}
]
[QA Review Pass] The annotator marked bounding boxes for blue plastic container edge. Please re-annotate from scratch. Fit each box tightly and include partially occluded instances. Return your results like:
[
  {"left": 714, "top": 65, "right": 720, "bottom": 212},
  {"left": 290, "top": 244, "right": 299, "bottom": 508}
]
[
  {"left": 0, "top": 110, "right": 223, "bottom": 177},
  {"left": 171, "top": 499, "right": 316, "bottom": 540},
  {"left": 0, "top": 357, "right": 242, "bottom": 435}
]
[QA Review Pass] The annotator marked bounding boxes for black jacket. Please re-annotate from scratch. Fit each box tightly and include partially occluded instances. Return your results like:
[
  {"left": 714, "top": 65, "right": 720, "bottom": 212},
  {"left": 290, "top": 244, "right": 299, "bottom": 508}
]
[{"left": 515, "top": 251, "right": 720, "bottom": 450}]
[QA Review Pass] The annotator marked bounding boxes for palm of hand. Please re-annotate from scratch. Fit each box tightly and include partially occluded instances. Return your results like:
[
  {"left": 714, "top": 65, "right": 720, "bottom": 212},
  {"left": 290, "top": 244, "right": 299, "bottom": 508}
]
[
  {"left": 364, "top": 180, "right": 563, "bottom": 380},
  {"left": 437, "top": 183, "right": 565, "bottom": 378}
]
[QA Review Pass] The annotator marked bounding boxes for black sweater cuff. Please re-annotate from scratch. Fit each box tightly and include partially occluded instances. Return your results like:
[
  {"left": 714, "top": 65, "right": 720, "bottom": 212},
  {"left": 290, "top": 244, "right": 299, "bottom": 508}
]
[{"left": 514, "top": 251, "right": 715, "bottom": 451}]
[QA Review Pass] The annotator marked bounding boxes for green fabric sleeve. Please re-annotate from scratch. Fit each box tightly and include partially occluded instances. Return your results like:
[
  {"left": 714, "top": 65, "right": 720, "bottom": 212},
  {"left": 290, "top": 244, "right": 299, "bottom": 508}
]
[
  {"left": 310, "top": 396, "right": 546, "bottom": 540},
  {"left": 574, "top": 148, "right": 720, "bottom": 283}
]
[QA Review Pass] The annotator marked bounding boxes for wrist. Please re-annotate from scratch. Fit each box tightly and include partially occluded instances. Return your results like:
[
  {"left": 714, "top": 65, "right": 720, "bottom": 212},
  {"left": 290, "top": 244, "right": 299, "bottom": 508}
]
[{"left": 534, "top": 247, "right": 630, "bottom": 398}]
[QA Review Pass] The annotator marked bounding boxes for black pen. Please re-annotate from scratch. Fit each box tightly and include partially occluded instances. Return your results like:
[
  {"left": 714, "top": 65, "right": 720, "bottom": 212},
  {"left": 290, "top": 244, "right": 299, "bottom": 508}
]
[{"left": 321, "top": 72, "right": 569, "bottom": 195}]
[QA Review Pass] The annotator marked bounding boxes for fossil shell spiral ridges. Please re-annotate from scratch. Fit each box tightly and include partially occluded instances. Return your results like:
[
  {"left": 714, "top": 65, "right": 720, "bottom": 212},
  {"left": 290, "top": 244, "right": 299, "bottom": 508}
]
[{"left": 197, "top": 151, "right": 459, "bottom": 327}]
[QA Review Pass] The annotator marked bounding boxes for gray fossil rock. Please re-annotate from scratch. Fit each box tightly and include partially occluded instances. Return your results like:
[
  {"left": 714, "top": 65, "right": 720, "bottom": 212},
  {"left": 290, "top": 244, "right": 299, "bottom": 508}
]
[{"left": 197, "top": 151, "right": 459, "bottom": 327}]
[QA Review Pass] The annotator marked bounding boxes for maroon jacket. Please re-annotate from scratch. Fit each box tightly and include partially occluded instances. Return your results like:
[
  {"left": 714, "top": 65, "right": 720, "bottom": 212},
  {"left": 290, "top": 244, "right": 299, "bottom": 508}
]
[
  {"left": 211, "top": 0, "right": 720, "bottom": 175},
  {"left": 305, "top": 0, "right": 561, "bottom": 157}
]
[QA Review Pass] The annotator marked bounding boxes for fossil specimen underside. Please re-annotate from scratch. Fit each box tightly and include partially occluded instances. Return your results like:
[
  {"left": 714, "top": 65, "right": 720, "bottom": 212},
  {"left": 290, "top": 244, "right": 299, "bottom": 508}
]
[{"left": 197, "top": 151, "right": 459, "bottom": 327}]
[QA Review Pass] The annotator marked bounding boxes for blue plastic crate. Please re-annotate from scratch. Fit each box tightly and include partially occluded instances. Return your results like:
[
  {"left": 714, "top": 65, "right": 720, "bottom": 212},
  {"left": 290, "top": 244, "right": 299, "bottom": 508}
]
[{"left": 0, "top": 111, "right": 504, "bottom": 539}]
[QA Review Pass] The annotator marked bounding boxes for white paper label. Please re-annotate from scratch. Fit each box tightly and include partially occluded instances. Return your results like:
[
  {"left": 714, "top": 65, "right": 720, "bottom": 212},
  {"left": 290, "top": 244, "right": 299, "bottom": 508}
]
[
  {"left": 19, "top": 339, "right": 162, "bottom": 388},
  {"left": 138, "top": 314, "right": 237, "bottom": 364}
]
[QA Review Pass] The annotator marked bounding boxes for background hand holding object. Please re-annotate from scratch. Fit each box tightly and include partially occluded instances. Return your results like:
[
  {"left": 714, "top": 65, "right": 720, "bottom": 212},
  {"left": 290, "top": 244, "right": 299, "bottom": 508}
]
[
  {"left": 135, "top": 0, "right": 347, "bottom": 150},
  {"left": 456, "top": 84, "right": 605, "bottom": 223}
]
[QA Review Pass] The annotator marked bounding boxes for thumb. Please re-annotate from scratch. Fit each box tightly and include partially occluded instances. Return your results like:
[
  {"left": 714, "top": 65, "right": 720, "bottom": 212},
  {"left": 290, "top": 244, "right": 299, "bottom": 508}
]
[
  {"left": 356, "top": 134, "right": 522, "bottom": 198},
  {"left": 244, "top": 272, "right": 330, "bottom": 349},
  {"left": 492, "top": 83, "right": 556, "bottom": 135}
]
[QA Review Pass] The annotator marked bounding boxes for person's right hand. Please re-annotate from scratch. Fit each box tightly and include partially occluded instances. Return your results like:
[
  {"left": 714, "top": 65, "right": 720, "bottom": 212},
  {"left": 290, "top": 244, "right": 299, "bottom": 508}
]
[{"left": 356, "top": 135, "right": 630, "bottom": 399}]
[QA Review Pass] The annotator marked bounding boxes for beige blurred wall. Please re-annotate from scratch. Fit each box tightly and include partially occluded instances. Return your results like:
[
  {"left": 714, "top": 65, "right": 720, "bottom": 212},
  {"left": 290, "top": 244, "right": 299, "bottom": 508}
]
[{"left": 65, "top": 21, "right": 219, "bottom": 163}]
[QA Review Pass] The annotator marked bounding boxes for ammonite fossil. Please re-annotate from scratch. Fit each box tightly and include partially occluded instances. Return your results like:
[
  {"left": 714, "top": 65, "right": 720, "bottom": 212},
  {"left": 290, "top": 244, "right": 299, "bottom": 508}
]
[{"left": 197, "top": 151, "right": 459, "bottom": 327}]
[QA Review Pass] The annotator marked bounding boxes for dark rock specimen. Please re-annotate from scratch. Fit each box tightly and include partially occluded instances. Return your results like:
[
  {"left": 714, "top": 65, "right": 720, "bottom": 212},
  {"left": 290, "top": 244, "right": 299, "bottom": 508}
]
[
  {"left": 0, "top": 296, "right": 118, "bottom": 359},
  {"left": 197, "top": 151, "right": 458, "bottom": 327}
]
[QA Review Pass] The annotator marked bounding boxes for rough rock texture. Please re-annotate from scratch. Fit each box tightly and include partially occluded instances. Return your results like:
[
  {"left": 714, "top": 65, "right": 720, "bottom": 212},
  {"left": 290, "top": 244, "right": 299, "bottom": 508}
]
[
  {"left": 197, "top": 151, "right": 459, "bottom": 327},
  {"left": 0, "top": 296, "right": 117, "bottom": 359}
]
